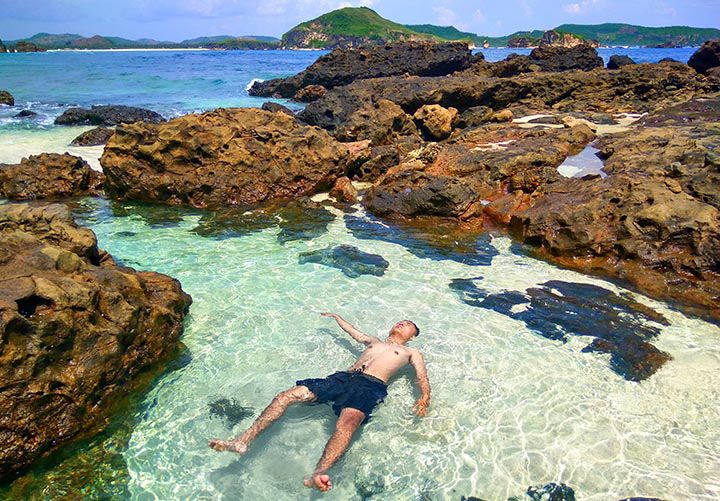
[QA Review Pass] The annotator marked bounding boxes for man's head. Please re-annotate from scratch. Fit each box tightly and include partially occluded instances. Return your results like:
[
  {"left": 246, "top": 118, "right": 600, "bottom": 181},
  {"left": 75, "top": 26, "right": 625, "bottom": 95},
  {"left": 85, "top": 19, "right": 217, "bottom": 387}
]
[{"left": 389, "top": 319, "right": 420, "bottom": 343}]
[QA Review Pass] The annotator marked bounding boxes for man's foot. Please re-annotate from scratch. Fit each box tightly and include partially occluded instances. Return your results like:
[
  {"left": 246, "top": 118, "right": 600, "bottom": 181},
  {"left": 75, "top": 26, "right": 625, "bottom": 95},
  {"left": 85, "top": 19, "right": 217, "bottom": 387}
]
[
  {"left": 304, "top": 473, "right": 332, "bottom": 492},
  {"left": 208, "top": 438, "right": 248, "bottom": 454}
]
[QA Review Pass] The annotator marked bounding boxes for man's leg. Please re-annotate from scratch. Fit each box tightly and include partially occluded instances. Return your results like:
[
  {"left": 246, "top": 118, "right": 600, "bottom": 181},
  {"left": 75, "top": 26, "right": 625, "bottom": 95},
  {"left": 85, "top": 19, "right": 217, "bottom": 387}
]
[
  {"left": 209, "top": 385, "right": 316, "bottom": 454},
  {"left": 304, "top": 407, "right": 365, "bottom": 492}
]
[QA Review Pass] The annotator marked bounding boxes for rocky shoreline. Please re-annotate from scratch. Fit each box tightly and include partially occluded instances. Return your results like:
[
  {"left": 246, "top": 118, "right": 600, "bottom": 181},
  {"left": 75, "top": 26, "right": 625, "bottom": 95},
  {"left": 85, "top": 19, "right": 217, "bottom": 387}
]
[{"left": 1, "top": 39, "right": 719, "bottom": 482}]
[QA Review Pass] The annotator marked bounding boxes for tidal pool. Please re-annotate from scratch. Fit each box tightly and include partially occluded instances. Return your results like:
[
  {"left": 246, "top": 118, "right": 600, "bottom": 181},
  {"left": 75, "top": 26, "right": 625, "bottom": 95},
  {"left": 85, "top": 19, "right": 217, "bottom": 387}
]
[{"left": 14, "top": 197, "right": 713, "bottom": 500}]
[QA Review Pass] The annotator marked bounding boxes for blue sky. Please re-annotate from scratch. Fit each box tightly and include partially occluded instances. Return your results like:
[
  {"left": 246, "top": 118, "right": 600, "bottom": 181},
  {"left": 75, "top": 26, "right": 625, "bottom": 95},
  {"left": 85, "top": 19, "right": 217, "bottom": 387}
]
[{"left": 0, "top": 0, "right": 718, "bottom": 41}]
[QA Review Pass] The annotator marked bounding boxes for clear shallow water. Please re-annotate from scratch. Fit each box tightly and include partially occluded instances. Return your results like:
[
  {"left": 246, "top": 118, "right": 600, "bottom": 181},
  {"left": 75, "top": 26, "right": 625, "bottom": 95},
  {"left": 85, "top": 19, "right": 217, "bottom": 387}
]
[{"left": 35, "top": 197, "right": 716, "bottom": 500}]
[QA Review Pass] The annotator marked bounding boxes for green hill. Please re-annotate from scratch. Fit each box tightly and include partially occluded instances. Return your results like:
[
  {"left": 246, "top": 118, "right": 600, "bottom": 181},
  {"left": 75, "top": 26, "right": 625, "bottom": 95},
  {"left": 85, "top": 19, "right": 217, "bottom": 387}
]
[
  {"left": 555, "top": 23, "right": 720, "bottom": 47},
  {"left": 282, "top": 7, "right": 439, "bottom": 48},
  {"left": 406, "top": 24, "right": 479, "bottom": 43}
]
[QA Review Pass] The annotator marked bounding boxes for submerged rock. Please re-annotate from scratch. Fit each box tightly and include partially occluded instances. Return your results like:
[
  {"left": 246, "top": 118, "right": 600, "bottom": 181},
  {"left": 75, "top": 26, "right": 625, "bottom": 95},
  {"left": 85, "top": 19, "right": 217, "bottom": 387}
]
[
  {"left": 0, "top": 90, "right": 14, "bottom": 106},
  {"left": 55, "top": 105, "right": 165, "bottom": 126},
  {"left": 688, "top": 39, "right": 720, "bottom": 74},
  {"left": 101, "top": 108, "right": 350, "bottom": 208},
  {"left": 0, "top": 203, "right": 192, "bottom": 479},
  {"left": 0, "top": 153, "right": 104, "bottom": 200},
  {"left": 70, "top": 126, "right": 115, "bottom": 146},
  {"left": 249, "top": 41, "right": 474, "bottom": 98},
  {"left": 208, "top": 398, "right": 254, "bottom": 428},
  {"left": 345, "top": 214, "right": 498, "bottom": 266},
  {"left": 450, "top": 279, "right": 670, "bottom": 381},
  {"left": 14, "top": 109, "right": 37, "bottom": 118},
  {"left": 299, "top": 244, "right": 389, "bottom": 278}
]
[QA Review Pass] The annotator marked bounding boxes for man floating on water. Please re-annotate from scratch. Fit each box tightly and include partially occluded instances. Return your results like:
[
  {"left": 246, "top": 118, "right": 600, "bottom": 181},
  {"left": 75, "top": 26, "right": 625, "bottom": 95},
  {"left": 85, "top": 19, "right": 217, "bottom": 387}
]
[{"left": 209, "top": 312, "right": 431, "bottom": 492}]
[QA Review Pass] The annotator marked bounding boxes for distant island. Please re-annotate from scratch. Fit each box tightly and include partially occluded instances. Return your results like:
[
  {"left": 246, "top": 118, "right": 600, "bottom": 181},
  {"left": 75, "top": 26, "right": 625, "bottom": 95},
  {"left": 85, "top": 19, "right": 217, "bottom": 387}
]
[{"left": 2, "top": 7, "right": 718, "bottom": 52}]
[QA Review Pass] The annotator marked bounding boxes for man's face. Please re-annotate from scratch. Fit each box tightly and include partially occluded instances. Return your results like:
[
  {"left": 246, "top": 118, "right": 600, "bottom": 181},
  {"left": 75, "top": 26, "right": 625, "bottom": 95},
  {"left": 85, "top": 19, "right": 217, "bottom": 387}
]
[{"left": 391, "top": 320, "right": 417, "bottom": 341}]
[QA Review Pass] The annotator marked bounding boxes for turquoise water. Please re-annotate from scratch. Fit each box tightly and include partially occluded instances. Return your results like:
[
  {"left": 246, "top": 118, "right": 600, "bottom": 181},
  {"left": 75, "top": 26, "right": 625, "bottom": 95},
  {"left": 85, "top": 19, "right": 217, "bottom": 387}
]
[
  {"left": 1, "top": 47, "right": 719, "bottom": 499},
  {"left": 54, "top": 198, "right": 720, "bottom": 500}
]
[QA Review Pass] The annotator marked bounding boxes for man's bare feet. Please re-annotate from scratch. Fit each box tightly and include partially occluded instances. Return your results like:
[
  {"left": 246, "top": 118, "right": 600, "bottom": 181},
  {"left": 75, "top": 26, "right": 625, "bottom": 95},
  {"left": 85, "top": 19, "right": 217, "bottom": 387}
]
[
  {"left": 208, "top": 438, "right": 248, "bottom": 454},
  {"left": 304, "top": 473, "right": 332, "bottom": 492}
]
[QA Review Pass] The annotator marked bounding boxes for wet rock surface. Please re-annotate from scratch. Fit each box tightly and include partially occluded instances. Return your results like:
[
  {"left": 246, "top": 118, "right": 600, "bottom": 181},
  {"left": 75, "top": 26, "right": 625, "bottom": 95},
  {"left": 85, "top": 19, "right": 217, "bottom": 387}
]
[
  {"left": 70, "top": 126, "right": 115, "bottom": 146},
  {"left": 14, "top": 109, "right": 38, "bottom": 119},
  {"left": 0, "top": 153, "right": 104, "bottom": 200},
  {"left": 249, "top": 42, "right": 474, "bottom": 98},
  {"left": 299, "top": 244, "right": 389, "bottom": 278},
  {"left": 450, "top": 278, "right": 671, "bottom": 381},
  {"left": 55, "top": 105, "right": 165, "bottom": 126},
  {"left": 101, "top": 108, "right": 350, "bottom": 208},
  {"left": 0, "top": 203, "right": 192, "bottom": 479}
]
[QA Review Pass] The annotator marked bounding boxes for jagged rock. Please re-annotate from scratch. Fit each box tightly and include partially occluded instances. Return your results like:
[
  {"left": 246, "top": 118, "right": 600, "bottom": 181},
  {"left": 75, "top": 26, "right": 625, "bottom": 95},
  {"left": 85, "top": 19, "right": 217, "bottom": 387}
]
[
  {"left": 101, "top": 108, "right": 350, "bottom": 208},
  {"left": 335, "top": 99, "right": 418, "bottom": 145},
  {"left": 0, "top": 203, "right": 191, "bottom": 479},
  {"left": 510, "top": 99, "right": 720, "bottom": 322},
  {"left": 365, "top": 124, "right": 595, "bottom": 219},
  {"left": 70, "top": 127, "right": 115, "bottom": 146},
  {"left": 301, "top": 62, "right": 713, "bottom": 133},
  {"left": 688, "top": 39, "right": 720, "bottom": 74},
  {"left": 352, "top": 136, "right": 423, "bottom": 181},
  {"left": 330, "top": 176, "right": 358, "bottom": 203},
  {"left": 540, "top": 30, "right": 599, "bottom": 48},
  {"left": 607, "top": 54, "right": 636, "bottom": 69},
  {"left": 491, "top": 109, "right": 514, "bottom": 123},
  {"left": 14, "top": 110, "right": 37, "bottom": 118},
  {"left": 260, "top": 101, "right": 295, "bottom": 116},
  {"left": 0, "top": 153, "right": 104, "bottom": 200},
  {"left": 0, "top": 90, "right": 14, "bottom": 106},
  {"left": 528, "top": 43, "right": 604, "bottom": 72},
  {"left": 456, "top": 106, "right": 494, "bottom": 128},
  {"left": 413, "top": 104, "right": 457, "bottom": 140},
  {"left": 293, "top": 84, "right": 327, "bottom": 102},
  {"left": 55, "top": 105, "right": 165, "bottom": 126},
  {"left": 0, "top": 39, "right": 6, "bottom": 53},
  {"left": 249, "top": 41, "right": 474, "bottom": 98},
  {"left": 13, "top": 41, "right": 44, "bottom": 52},
  {"left": 299, "top": 244, "right": 389, "bottom": 278}
]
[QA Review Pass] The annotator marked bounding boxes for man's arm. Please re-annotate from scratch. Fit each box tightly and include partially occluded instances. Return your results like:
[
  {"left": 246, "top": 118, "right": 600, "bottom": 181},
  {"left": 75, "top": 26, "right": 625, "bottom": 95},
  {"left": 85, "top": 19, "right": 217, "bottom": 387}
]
[
  {"left": 320, "top": 313, "right": 380, "bottom": 346},
  {"left": 409, "top": 349, "right": 431, "bottom": 416}
]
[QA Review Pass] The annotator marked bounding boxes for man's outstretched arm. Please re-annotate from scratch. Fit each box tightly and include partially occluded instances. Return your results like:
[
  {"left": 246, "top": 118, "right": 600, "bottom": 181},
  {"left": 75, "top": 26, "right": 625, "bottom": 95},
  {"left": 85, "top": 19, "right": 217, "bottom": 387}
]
[
  {"left": 320, "top": 313, "right": 380, "bottom": 346},
  {"left": 410, "top": 349, "right": 431, "bottom": 416}
]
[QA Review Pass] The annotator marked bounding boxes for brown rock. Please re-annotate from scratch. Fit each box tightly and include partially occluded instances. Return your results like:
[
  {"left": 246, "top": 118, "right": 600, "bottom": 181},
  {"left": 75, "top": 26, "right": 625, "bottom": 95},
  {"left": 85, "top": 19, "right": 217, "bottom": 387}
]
[
  {"left": 0, "top": 203, "right": 191, "bottom": 479},
  {"left": 413, "top": 104, "right": 458, "bottom": 140},
  {"left": 0, "top": 90, "right": 13, "bottom": 106},
  {"left": 293, "top": 84, "right": 327, "bottom": 102},
  {"left": 0, "top": 153, "right": 104, "bottom": 200},
  {"left": 100, "top": 108, "right": 350, "bottom": 208},
  {"left": 688, "top": 39, "right": 720, "bottom": 75},
  {"left": 335, "top": 99, "right": 418, "bottom": 145},
  {"left": 330, "top": 176, "right": 358, "bottom": 203}
]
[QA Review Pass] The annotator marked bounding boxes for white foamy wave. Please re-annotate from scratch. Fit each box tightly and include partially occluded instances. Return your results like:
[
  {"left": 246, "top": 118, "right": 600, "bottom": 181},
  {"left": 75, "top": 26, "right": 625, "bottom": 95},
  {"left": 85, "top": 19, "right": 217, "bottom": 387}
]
[{"left": 245, "top": 78, "right": 264, "bottom": 91}]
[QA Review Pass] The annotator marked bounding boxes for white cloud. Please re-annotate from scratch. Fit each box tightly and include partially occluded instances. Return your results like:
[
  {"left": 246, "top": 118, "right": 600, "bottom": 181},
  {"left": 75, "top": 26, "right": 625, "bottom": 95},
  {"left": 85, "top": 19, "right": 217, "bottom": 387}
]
[
  {"left": 433, "top": 6, "right": 457, "bottom": 26},
  {"left": 563, "top": 0, "right": 598, "bottom": 15},
  {"left": 472, "top": 9, "right": 487, "bottom": 24}
]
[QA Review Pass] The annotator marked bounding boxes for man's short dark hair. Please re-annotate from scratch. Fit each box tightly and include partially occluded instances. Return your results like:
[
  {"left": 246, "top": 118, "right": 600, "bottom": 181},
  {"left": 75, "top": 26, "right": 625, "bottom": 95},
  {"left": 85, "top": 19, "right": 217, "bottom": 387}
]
[{"left": 409, "top": 321, "right": 420, "bottom": 337}]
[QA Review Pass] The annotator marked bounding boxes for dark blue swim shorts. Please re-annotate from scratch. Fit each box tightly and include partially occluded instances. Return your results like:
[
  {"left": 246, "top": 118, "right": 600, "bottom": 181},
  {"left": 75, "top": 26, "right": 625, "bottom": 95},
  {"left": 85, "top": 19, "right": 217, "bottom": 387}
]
[{"left": 296, "top": 371, "right": 388, "bottom": 424}]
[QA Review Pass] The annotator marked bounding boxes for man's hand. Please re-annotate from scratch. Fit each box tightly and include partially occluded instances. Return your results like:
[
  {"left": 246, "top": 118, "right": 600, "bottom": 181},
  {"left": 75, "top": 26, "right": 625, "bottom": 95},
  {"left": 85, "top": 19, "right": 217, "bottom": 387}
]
[
  {"left": 320, "top": 312, "right": 338, "bottom": 318},
  {"left": 413, "top": 397, "right": 430, "bottom": 417}
]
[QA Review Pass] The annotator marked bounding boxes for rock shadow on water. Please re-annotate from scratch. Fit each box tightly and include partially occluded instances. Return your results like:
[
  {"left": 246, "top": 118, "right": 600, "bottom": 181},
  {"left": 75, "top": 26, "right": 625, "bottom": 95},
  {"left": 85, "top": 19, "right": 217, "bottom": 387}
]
[
  {"left": 299, "top": 245, "right": 389, "bottom": 278},
  {"left": 108, "top": 200, "right": 200, "bottom": 228},
  {"left": 344, "top": 214, "right": 498, "bottom": 266},
  {"left": 449, "top": 278, "right": 672, "bottom": 381}
]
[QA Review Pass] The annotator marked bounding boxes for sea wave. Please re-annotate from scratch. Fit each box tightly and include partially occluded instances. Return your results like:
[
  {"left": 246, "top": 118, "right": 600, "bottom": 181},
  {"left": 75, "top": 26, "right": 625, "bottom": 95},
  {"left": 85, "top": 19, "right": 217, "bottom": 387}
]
[{"left": 245, "top": 78, "right": 263, "bottom": 91}]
